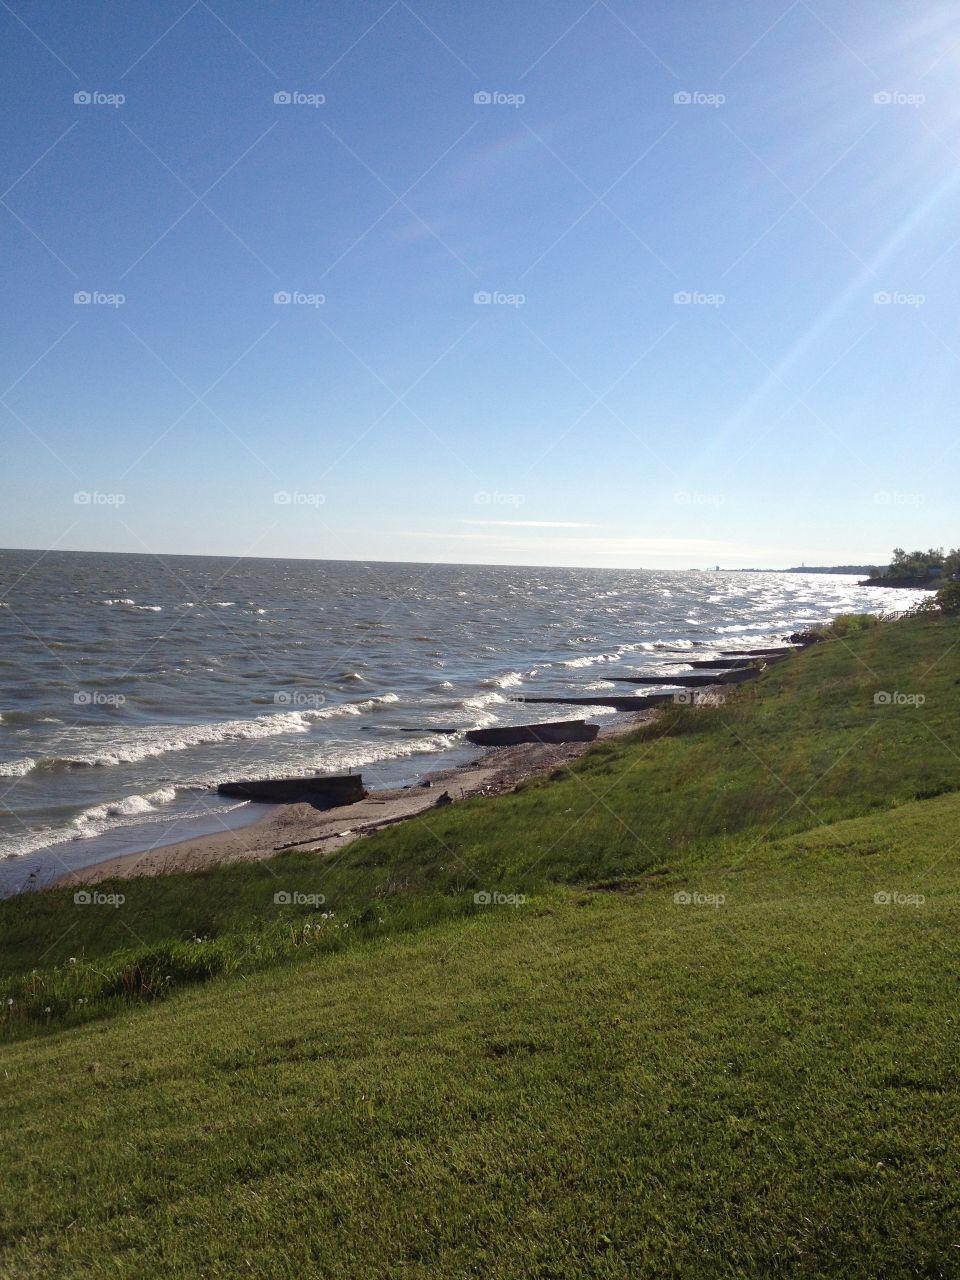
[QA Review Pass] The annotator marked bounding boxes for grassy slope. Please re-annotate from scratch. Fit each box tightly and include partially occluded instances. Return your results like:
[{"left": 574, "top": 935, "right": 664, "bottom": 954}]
[{"left": 1, "top": 615, "right": 959, "bottom": 1277}]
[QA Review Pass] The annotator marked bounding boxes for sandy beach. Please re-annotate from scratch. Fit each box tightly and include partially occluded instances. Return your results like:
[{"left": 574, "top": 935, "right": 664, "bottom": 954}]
[{"left": 53, "top": 709, "right": 661, "bottom": 888}]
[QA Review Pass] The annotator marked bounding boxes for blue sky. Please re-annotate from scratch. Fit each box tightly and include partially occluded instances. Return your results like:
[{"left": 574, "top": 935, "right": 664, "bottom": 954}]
[{"left": 1, "top": 0, "right": 957, "bottom": 568}]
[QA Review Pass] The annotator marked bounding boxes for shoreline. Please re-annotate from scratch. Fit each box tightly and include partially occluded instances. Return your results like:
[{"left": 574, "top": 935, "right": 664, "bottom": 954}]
[{"left": 51, "top": 708, "right": 660, "bottom": 888}]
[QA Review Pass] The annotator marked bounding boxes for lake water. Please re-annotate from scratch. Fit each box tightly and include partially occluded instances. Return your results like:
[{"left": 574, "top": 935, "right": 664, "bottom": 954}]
[{"left": 0, "top": 550, "right": 924, "bottom": 892}]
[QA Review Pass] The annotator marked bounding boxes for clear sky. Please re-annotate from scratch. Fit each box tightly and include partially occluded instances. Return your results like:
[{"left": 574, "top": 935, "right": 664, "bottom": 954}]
[{"left": 1, "top": 1, "right": 957, "bottom": 569}]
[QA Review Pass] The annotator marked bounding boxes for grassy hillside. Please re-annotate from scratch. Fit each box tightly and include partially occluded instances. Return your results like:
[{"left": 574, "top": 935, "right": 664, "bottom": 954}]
[{"left": 1, "top": 613, "right": 959, "bottom": 1277}]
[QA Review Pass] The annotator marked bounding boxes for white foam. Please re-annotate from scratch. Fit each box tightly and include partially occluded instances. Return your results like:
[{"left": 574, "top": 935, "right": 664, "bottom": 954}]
[
  {"left": 463, "top": 691, "right": 507, "bottom": 709},
  {"left": 482, "top": 672, "right": 523, "bottom": 688},
  {"left": 0, "top": 757, "right": 36, "bottom": 777},
  {"left": 559, "top": 652, "right": 620, "bottom": 668},
  {"left": 75, "top": 786, "right": 176, "bottom": 829},
  {"left": 8, "top": 700, "right": 402, "bottom": 772}
]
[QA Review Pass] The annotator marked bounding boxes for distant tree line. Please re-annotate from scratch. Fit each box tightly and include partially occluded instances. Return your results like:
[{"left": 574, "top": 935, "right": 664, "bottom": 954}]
[{"left": 867, "top": 546, "right": 960, "bottom": 612}]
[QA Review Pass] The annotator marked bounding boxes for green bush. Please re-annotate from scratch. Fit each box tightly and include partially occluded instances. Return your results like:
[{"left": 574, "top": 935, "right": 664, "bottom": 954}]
[
  {"left": 934, "top": 579, "right": 960, "bottom": 614},
  {"left": 815, "top": 612, "right": 879, "bottom": 638}
]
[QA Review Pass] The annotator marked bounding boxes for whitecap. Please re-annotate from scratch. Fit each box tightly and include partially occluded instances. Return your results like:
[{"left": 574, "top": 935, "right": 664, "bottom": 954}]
[{"left": 0, "top": 757, "right": 35, "bottom": 777}]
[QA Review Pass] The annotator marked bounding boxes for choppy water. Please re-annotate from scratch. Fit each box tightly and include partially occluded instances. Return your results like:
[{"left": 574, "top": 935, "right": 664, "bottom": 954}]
[{"left": 0, "top": 551, "right": 924, "bottom": 892}]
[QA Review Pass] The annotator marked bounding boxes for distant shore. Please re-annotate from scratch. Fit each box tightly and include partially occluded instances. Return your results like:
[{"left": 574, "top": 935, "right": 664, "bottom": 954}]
[{"left": 858, "top": 575, "right": 939, "bottom": 589}]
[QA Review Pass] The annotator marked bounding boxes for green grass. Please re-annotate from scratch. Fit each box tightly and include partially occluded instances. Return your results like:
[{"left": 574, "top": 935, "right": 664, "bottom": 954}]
[{"left": 1, "top": 613, "right": 959, "bottom": 1276}]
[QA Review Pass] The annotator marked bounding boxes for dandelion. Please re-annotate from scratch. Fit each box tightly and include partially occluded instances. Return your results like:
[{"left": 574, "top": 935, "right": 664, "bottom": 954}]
[
  {"left": 68, "top": 957, "right": 77, "bottom": 965},
  {"left": 44, "top": 1007, "right": 51, "bottom": 1014}
]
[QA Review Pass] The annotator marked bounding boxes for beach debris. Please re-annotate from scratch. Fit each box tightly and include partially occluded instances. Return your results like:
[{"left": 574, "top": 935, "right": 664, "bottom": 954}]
[
  {"left": 466, "top": 719, "right": 599, "bottom": 747},
  {"left": 604, "top": 667, "right": 759, "bottom": 687},
  {"left": 521, "top": 694, "right": 675, "bottom": 710},
  {"left": 434, "top": 791, "right": 452, "bottom": 807},
  {"left": 217, "top": 773, "right": 366, "bottom": 808}
]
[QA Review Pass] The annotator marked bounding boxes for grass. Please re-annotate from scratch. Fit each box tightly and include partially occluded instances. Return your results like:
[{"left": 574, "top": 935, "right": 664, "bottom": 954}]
[{"left": 1, "top": 613, "right": 959, "bottom": 1276}]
